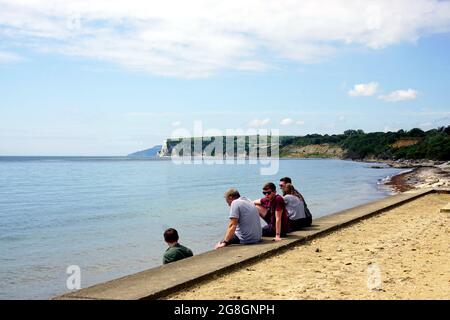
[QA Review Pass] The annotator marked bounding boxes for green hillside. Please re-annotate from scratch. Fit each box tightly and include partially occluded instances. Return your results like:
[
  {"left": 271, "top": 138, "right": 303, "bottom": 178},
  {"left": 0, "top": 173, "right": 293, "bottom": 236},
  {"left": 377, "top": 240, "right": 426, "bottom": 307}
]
[{"left": 159, "top": 126, "right": 450, "bottom": 161}]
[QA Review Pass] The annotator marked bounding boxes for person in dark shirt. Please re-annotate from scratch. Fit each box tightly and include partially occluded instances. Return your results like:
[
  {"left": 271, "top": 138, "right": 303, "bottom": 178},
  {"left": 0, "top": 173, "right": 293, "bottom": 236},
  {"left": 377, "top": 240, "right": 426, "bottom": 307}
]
[
  {"left": 254, "top": 182, "right": 289, "bottom": 241},
  {"left": 162, "top": 228, "right": 193, "bottom": 265}
]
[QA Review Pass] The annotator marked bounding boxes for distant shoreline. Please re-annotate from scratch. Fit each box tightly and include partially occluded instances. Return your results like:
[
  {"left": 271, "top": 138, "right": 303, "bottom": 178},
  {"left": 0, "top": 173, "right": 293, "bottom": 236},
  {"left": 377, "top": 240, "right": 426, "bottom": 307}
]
[
  {"left": 278, "top": 157, "right": 450, "bottom": 193},
  {"left": 378, "top": 160, "right": 450, "bottom": 193}
]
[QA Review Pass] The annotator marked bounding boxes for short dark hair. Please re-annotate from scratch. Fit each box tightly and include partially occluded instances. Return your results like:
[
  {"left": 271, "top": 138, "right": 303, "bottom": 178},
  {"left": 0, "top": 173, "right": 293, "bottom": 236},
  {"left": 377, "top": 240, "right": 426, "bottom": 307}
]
[
  {"left": 263, "top": 182, "right": 276, "bottom": 191},
  {"left": 280, "top": 177, "right": 292, "bottom": 184},
  {"left": 164, "top": 228, "right": 179, "bottom": 243}
]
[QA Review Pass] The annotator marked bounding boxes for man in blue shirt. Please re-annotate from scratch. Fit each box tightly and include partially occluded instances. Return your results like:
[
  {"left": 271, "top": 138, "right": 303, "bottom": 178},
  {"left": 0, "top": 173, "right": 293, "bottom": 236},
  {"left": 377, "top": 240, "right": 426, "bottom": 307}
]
[{"left": 215, "top": 188, "right": 262, "bottom": 249}]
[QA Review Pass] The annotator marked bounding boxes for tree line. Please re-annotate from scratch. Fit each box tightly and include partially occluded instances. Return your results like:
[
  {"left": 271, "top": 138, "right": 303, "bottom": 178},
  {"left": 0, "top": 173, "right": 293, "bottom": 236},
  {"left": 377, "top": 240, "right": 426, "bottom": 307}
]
[
  {"left": 164, "top": 126, "right": 450, "bottom": 161},
  {"left": 281, "top": 126, "right": 450, "bottom": 161}
]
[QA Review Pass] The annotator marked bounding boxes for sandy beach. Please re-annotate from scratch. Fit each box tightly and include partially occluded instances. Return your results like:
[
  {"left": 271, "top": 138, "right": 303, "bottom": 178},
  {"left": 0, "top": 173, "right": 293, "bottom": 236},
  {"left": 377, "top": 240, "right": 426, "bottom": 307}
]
[{"left": 168, "top": 192, "right": 450, "bottom": 300}]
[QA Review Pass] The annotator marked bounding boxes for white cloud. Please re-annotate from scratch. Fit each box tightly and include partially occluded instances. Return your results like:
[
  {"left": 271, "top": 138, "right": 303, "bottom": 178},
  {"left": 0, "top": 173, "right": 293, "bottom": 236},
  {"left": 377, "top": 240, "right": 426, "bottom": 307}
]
[
  {"left": 280, "top": 118, "right": 305, "bottom": 126},
  {"left": 280, "top": 118, "right": 294, "bottom": 126},
  {"left": 0, "top": 51, "right": 22, "bottom": 63},
  {"left": 1, "top": 1, "right": 450, "bottom": 77},
  {"left": 172, "top": 121, "right": 181, "bottom": 127},
  {"left": 236, "top": 60, "right": 268, "bottom": 72},
  {"left": 378, "top": 89, "right": 418, "bottom": 102},
  {"left": 348, "top": 82, "right": 379, "bottom": 96},
  {"left": 249, "top": 118, "right": 270, "bottom": 128},
  {"left": 125, "top": 111, "right": 181, "bottom": 117}
]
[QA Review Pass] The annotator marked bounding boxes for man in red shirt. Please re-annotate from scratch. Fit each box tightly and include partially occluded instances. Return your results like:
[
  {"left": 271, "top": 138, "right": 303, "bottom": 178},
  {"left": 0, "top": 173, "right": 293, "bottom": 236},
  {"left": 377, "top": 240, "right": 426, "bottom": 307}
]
[{"left": 254, "top": 182, "right": 289, "bottom": 241}]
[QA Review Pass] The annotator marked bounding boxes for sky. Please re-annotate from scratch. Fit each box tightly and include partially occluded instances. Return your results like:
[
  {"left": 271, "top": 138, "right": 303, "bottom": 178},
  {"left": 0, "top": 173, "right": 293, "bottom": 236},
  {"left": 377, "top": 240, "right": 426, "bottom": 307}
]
[{"left": 0, "top": 0, "right": 450, "bottom": 156}]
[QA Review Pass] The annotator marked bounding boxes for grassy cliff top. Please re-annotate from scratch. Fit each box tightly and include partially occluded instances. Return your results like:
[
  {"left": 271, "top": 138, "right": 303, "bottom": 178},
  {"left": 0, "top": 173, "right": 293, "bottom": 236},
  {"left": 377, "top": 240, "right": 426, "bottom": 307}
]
[{"left": 162, "top": 126, "right": 450, "bottom": 161}]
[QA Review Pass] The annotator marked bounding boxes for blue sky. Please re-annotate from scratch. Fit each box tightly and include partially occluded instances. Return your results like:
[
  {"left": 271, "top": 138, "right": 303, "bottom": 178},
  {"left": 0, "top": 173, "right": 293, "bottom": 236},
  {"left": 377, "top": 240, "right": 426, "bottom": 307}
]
[{"left": 0, "top": 0, "right": 450, "bottom": 156}]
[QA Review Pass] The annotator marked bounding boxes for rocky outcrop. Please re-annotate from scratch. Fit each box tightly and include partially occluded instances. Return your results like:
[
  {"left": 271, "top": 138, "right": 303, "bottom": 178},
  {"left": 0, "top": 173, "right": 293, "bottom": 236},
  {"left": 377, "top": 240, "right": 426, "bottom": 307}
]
[{"left": 385, "top": 164, "right": 450, "bottom": 193}]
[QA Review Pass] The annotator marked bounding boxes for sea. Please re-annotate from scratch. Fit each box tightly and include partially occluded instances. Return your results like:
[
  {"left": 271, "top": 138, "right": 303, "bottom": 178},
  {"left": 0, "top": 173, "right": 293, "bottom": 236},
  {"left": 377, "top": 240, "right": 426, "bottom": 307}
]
[{"left": 0, "top": 157, "right": 404, "bottom": 299}]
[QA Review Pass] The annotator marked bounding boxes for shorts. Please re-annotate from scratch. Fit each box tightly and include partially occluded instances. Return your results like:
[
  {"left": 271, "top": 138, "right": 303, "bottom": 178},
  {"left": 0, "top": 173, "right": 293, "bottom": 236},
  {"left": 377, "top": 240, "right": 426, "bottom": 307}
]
[
  {"left": 229, "top": 234, "right": 241, "bottom": 244},
  {"left": 289, "top": 216, "right": 312, "bottom": 231},
  {"left": 262, "top": 225, "right": 286, "bottom": 237}
]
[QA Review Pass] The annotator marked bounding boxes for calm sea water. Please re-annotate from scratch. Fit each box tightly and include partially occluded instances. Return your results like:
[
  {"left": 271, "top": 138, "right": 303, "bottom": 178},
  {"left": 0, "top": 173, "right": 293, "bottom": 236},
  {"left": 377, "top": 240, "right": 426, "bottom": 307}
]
[{"left": 0, "top": 157, "right": 402, "bottom": 299}]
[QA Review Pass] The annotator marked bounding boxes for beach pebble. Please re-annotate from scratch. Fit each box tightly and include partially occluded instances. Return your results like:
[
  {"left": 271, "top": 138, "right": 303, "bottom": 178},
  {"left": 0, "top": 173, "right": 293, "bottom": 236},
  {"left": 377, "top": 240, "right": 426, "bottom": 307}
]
[{"left": 399, "top": 276, "right": 413, "bottom": 282}]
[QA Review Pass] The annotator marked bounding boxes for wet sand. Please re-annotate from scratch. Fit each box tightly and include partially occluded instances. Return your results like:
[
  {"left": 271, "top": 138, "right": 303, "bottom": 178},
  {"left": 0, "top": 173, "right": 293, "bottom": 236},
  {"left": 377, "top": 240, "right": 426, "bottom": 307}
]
[
  {"left": 168, "top": 193, "right": 450, "bottom": 300},
  {"left": 385, "top": 169, "right": 417, "bottom": 193}
]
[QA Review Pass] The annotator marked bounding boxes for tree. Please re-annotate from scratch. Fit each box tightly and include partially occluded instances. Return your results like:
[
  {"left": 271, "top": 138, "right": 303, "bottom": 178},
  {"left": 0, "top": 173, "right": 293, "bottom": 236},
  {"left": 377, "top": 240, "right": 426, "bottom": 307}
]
[{"left": 408, "top": 128, "right": 425, "bottom": 137}]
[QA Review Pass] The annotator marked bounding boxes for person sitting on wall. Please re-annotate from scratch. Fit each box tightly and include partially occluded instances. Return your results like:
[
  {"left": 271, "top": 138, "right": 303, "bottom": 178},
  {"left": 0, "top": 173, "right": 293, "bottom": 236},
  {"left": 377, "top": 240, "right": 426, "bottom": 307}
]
[
  {"left": 282, "top": 183, "right": 312, "bottom": 230},
  {"left": 254, "top": 182, "right": 290, "bottom": 241},
  {"left": 163, "top": 228, "right": 193, "bottom": 264},
  {"left": 215, "top": 188, "right": 262, "bottom": 249},
  {"left": 279, "top": 177, "right": 313, "bottom": 230}
]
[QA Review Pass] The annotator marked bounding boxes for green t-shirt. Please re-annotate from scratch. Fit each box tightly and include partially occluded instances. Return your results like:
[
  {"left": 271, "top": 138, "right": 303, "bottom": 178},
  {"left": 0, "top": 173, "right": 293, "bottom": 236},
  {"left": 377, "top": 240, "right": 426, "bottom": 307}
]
[{"left": 163, "top": 243, "right": 193, "bottom": 264}]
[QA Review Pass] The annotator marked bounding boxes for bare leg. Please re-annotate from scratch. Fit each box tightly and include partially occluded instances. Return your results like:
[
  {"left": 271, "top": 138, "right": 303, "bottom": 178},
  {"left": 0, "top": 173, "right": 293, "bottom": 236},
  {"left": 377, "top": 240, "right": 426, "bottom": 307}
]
[{"left": 255, "top": 204, "right": 268, "bottom": 219}]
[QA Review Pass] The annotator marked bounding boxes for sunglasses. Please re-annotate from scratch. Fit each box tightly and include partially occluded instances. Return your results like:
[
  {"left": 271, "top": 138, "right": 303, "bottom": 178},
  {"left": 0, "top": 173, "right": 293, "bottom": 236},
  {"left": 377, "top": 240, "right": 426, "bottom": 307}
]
[{"left": 262, "top": 190, "right": 272, "bottom": 196}]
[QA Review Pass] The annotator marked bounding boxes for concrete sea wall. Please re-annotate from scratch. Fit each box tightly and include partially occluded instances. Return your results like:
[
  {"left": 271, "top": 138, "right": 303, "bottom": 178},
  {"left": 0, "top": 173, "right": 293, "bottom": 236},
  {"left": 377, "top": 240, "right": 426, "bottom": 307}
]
[{"left": 54, "top": 188, "right": 449, "bottom": 300}]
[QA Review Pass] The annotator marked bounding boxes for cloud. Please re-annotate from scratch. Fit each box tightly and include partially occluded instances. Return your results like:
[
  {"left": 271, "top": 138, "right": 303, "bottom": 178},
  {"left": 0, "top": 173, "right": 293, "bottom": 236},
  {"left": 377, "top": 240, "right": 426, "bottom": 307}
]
[
  {"left": 280, "top": 118, "right": 305, "bottom": 126},
  {"left": 172, "top": 120, "right": 181, "bottom": 127},
  {"left": 0, "top": 0, "right": 450, "bottom": 77},
  {"left": 378, "top": 89, "right": 418, "bottom": 102},
  {"left": 280, "top": 118, "right": 294, "bottom": 126},
  {"left": 125, "top": 111, "right": 181, "bottom": 117},
  {"left": 348, "top": 82, "right": 379, "bottom": 96},
  {"left": 235, "top": 60, "right": 268, "bottom": 72},
  {"left": 249, "top": 118, "right": 270, "bottom": 128},
  {"left": 0, "top": 51, "right": 22, "bottom": 63}
]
